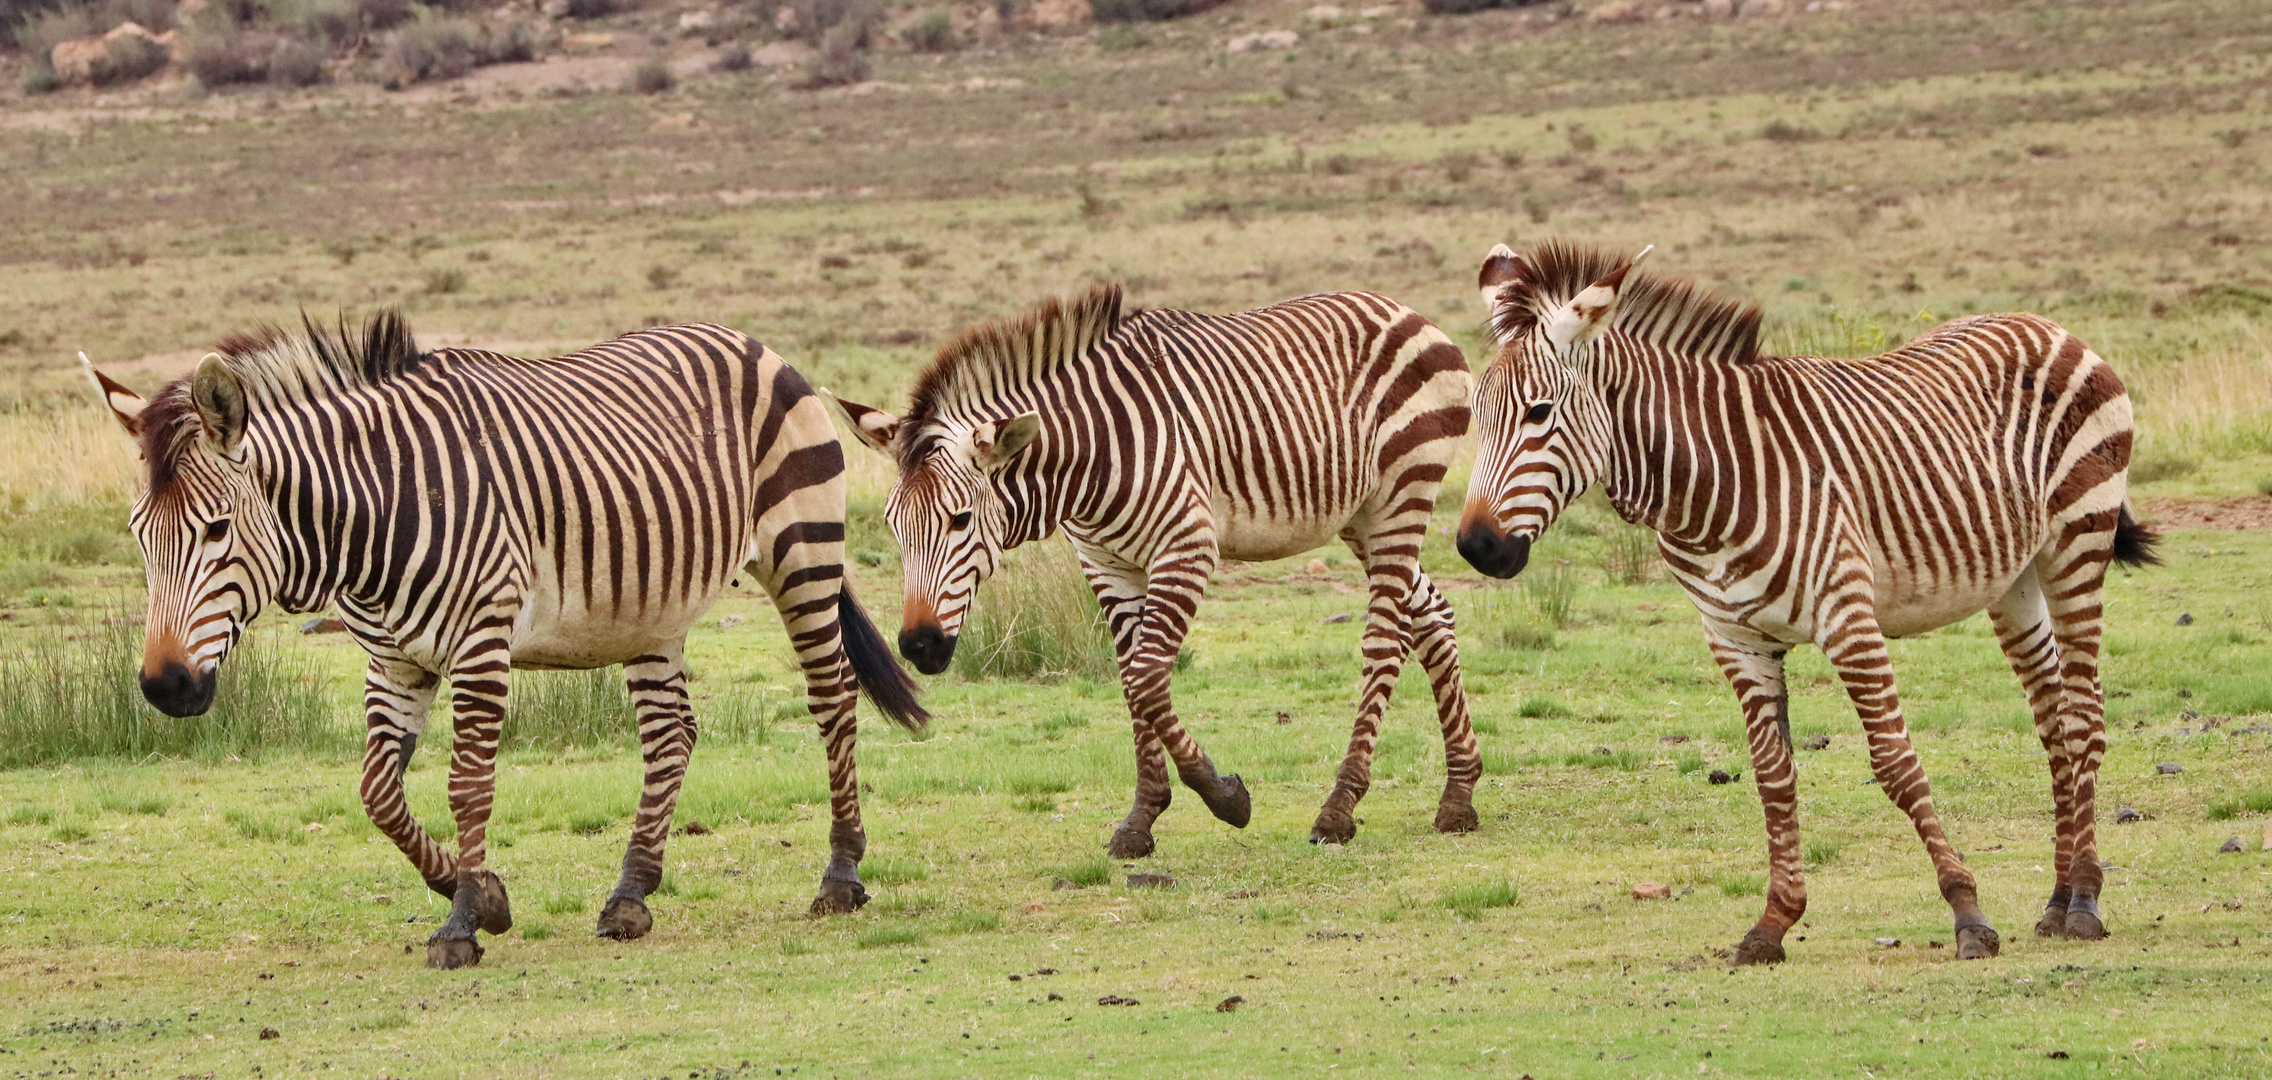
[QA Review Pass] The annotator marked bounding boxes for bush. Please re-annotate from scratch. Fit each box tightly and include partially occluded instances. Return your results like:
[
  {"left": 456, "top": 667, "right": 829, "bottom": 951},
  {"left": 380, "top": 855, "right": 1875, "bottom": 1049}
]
[
  {"left": 1419, "top": 0, "right": 1529, "bottom": 12},
  {"left": 384, "top": 16, "right": 534, "bottom": 85},
  {"left": 501, "top": 668, "right": 630, "bottom": 753},
  {"left": 797, "top": 24, "right": 867, "bottom": 88},
  {"left": 899, "top": 8, "right": 951, "bottom": 52},
  {"left": 21, "top": 60, "right": 62, "bottom": 93},
  {"left": 267, "top": 37, "right": 329, "bottom": 85},
  {"left": 785, "top": 0, "right": 879, "bottom": 41},
  {"left": 1090, "top": 0, "right": 1227, "bottom": 20},
  {"left": 356, "top": 0, "right": 414, "bottom": 29},
  {"left": 422, "top": 266, "right": 467, "bottom": 294},
  {"left": 711, "top": 41, "right": 750, "bottom": 71},
  {"left": 953, "top": 537, "right": 1116, "bottom": 681},
  {"left": 184, "top": 27, "right": 268, "bottom": 84},
  {"left": 561, "top": 0, "right": 626, "bottom": 17},
  {"left": 627, "top": 56, "right": 672, "bottom": 93},
  {"left": 94, "top": 30, "right": 171, "bottom": 84},
  {"left": 294, "top": 0, "right": 360, "bottom": 45}
]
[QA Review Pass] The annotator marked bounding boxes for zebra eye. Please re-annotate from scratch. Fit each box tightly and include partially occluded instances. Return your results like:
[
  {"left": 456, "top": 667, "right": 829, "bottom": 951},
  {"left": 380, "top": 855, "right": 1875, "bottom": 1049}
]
[
  {"left": 949, "top": 510, "right": 973, "bottom": 531},
  {"left": 202, "top": 518, "right": 231, "bottom": 543},
  {"left": 1523, "top": 401, "right": 1555, "bottom": 425}
]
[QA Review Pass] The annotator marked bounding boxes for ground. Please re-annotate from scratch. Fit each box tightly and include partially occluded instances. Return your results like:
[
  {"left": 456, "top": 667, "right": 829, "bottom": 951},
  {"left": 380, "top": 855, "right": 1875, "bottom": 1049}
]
[{"left": 3, "top": 0, "right": 2272, "bottom": 1076}]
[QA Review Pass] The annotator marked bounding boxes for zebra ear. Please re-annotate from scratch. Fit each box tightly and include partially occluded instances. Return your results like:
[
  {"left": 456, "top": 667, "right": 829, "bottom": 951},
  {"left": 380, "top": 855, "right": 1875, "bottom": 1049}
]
[
  {"left": 825, "top": 391, "right": 902, "bottom": 455},
  {"left": 82, "top": 354, "right": 146, "bottom": 438},
  {"left": 1477, "top": 243, "right": 1521, "bottom": 316},
  {"left": 1544, "top": 245, "right": 1653, "bottom": 358},
  {"left": 973, "top": 412, "right": 1041, "bottom": 470},
  {"left": 190, "top": 353, "right": 249, "bottom": 456}
]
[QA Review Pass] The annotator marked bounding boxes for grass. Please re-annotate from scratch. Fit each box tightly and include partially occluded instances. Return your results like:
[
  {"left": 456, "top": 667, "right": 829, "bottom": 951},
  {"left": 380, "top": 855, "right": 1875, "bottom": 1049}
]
[
  {"left": 3, "top": 0, "right": 2272, "bottom": 1074},
  {"left": 952, "top": 536, "right": 1116, "bottom": 682}
]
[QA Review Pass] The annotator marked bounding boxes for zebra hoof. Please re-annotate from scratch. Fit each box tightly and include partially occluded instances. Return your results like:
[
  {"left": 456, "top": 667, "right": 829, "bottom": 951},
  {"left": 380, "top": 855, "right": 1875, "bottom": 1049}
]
[
  {"left": 1199, "top": 773, "right": 1252, "bottom": 829},
  {"left": 596, "top": 896, "right": 653, "bottom": 941},
  {"left": 1308, "top": 809, "right": 1356, "bottom": 845},
  {"left": 809, "top": 878, "right": 870, "bottom": 916},
  {"left": 2063, "top": 910, "right": 2106, "bottom": 941},
  {"left": 1107, "top": 825, "right": 1156, "bottom": 860},
  {"left": 1433, "top": 802, "right": 1479, "bottom": 834},
  {"left": 425, "top": 934, "right": 483, "bottom": 970},
  {"left": 1956, "top": 923, "right": 2001, "bottom": 960},
  {"left": 472, "top": 871, "right": 513, "bottom": 935},
  {"left": 1729, "top": 930, "right": 1785, "bottom": 967},
  {"left": 2035, "top": 904, "right": 2068, "bottom": 938}
]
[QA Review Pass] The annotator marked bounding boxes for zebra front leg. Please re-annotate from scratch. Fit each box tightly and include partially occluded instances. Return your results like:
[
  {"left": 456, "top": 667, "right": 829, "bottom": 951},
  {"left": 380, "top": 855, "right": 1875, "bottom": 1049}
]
[
  {"left": 1123, "top": 554, "right": 1249, "bottom": 828},
  {"left": 1312, "top": 536, "right": 1416, "bottom": 845},
  {"left": 1076, "top": 548, "right": 1172, "bottom": 858},
  {"left": 597, "top": 647, "right": 696, "bottom": 941},
  {"left": 358, "top": 656, "right": 457, "bottom": 900},
  {"left": 1819, "top": 601, "right": 1999, "bottom": 961},
  {"left": 1988, "top": 569, "right": 2081, "bottom": 938},
  {"left": 1708, "top": 636, "right": 1805, "bottom": 966},
  {"left": 427, "top": 633, "right": 516, "bottom": 970},
  {"left": 2037, "top": 527, "right": 2119, "bottom": 941},
  {"left": 1408, "top": 573, "right": 1480, "bottom": 835}
]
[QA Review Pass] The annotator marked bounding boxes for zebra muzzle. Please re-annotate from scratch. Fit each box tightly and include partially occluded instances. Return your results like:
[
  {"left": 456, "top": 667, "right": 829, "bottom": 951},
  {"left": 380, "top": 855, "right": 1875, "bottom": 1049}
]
[
  {"left": 898, "top": 624, "right": 957, "bottom": 676},
  {"left": 1456, "top": 524, "right": 1532, "bottom": 580},
  {"left": 141, "top": 659, "right": 218, "bottom": 717}
]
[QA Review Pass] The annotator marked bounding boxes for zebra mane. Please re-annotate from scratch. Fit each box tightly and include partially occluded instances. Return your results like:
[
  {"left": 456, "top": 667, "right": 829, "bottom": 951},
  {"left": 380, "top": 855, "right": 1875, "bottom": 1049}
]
[
  {"left": 1488, "top": 240, "right": 1762, "bottom": 365},
  {"left": 899, "top": 283, "right": 1124, "bottom": 468},
  {"left": 140, "top": 310, "right": 428, "bottom": 492}
]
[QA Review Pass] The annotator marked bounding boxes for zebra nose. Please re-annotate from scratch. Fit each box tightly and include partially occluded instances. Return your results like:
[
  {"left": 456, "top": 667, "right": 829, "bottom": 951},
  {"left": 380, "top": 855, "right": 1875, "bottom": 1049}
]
[
  {"left": 898, "top": 625, "right": 956, "bottom": 676},
  {"left": 1457, "top": 525, "right": 1531, "bottom": 580},
  {"left": 140, "top": 660, "right": 217, "bottom": 718}
]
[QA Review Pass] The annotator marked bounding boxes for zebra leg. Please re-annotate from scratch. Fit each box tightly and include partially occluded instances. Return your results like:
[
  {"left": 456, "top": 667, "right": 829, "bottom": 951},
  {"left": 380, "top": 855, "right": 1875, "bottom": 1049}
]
[
  {"left": 597, "top": 646, "right": 696, "bottom": 941},
  {"left": 357, "top": 655, "right": 456, "bottom": 900},
  {"left": 1817, "top": 600, "right": 2000, "bottom": 961},
  {"left": 1408, "top": 573, "right": 1481, "bottom": 834},
  {"left": 426, "top": 625, "right": 517, "bottom": 970},
  {"left": 1076, "top": 546, "right": 1172, "bottom": 859},
  {"left": 778, "top": 584, "right": 870, "bottom": 916},
  {"left": 1125, "top": 550, "right": 1250, "bottom": 828},
  {"left": 1987, "top": 569, "right": 2079, "bottom": 938},
  {"left": 2037, "top": 519, "right": 2120, "bottom": 941},
  {"left": 1312, "top": 532, "right": 1417, "bottom": 845},
  {"left": 1707, "top": 636, "right": 1804, "bottom": 966}
]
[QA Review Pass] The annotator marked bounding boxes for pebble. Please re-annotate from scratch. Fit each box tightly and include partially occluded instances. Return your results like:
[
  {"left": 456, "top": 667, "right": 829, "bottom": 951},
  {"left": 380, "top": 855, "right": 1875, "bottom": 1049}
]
[
  {"left": 2219, "top": 836, "right": 2245, "bottom": 854},
  {"left": 2176, "top": 612, "right": 2193, "bottom": 626},
  {"left": 1873, "top": 938, "right": 1900, "bottom": 948},
  {"left": 1708, "top": 769, "right": 1738, "bottom": 785},
  {"left": 2156, "top": 762, "right": 2184, "bottom": 775},
  {"left": 1631, "top": 881, "right": 1671, "bottom": 900},
  {"left": 1323, "top": 612, "right": 1353, "bottom": 624},
  {"left": 1127, "top": 873, "right": 1176, "bottom": 889},
  {"left": 2115, "top": 807, "right": 2143, "bottom": 824}
]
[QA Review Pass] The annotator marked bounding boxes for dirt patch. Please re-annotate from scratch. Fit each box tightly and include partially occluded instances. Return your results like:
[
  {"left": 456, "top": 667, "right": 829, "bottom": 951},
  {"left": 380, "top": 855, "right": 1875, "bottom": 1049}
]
[{"left": 2137, "top": 497, "right": 2272, "bottom": 532}]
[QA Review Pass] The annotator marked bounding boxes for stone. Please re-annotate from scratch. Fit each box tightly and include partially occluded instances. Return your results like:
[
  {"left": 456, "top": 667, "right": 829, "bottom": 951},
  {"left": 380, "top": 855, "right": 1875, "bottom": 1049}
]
[
  {"left": 1305, "top": 557, "right": 1330, "bottom": 573},
  {"left": 2219, "top": 836, "right": 2245, "bottom": 854},
  {"left": 1631, "top": 881, "right": 1672, "bottom": 900},
  {"left": 1323, "top": 612, "right": 1352, "bottom": 624},
  {"left": 677, "top": 10, "right": 718, "bottom": 31},
  {"left": 2156, "top": 762, "right": 2183, "bottom": 775},
  {"left": 1873, "top": 937, "right": 1900, "bottom": 948},
  {"left": 1707, "top": 769, "right": 1737, "bottom": 785},
  {"left": 1216, "top": 995, "right": 1244, "bottom": 1012},
  {"left": 750, "top": 41, "right": 815, "bottom": 66},
  {"left": 2115, "top": 806, "right": 2143, "bottom": 824},
  {"left": 300, "top": 616, "right": 347, "bottom": 634},
  {"left": 1127, "top": 872, "right": 1175, "bottom": 889},
  {"left": 2176, "top": 612, "right": 2194, "bottom": 626},
  {"left": 1226, "top": 29, "right": 1300, "bottom": 54}
]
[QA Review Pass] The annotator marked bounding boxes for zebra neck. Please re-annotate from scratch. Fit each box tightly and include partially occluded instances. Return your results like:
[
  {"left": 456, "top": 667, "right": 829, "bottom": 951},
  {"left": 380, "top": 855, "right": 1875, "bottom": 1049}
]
[
  {"left": 252, "top": 425, "right": 358, "bottom": 616},
  {"left": 1594, "top": 352, "right": 1726, "bottom": 544}
]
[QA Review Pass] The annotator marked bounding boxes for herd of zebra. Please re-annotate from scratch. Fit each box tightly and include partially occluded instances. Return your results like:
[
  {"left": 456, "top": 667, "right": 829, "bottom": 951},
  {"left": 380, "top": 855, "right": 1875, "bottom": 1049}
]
[{"left": 86, "top": 239, "right": 2157, "bottom": 970}]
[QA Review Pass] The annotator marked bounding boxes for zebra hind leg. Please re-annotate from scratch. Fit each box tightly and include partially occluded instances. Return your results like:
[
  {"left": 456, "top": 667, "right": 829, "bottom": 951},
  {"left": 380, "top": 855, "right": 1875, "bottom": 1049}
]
[
  {"left": 1708, "top": 637, "right": 1804, "bottom": 966},
  {"left": 1407, "top": 573, "right": 1480, "bottom": 835},
  {"left": 2037, "top": 520, "right": 2121, "bottom": 941},
  {"left": 598, "top": 648, "right": 697, "bottom": 941},
  {"left": 1987, "top": 570, "right": 2080, "bottom": 938}
]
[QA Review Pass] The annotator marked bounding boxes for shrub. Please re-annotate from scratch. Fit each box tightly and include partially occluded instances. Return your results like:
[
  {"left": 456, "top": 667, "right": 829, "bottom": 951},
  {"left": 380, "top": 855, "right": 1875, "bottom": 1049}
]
[
  {"left": 899, "top": 8, "right": 951, "bottom": 52},
  {"left": 797, "top": 23, "right": 867, "bottom": 87},
  {"left": 501, "top": 667, "right": 629, "bottom": 753},
  {"left": 357, "top": 0, "right": 414, "bottom": 29},
  {"left": 711, "top": 41, "right": 750, "bottom": 71},
  {"left": 1761, "top": 119, "right": 1820, "bottom": 143},
  {"left": 953, "top": 537, "right": 1115, "bottom": 682},
  {"left": 644, "top": 263, "right": 680, "bottom": 288},
  {"left": 384, "top": 15, "right": 533, "bottom": 84},
  {"left": 627, "top": 56, "right": 672, "bottom": 94},
  {"left": 267, "top": 37, "right": 330, "bottom": 86},
  {"left": 1418, "top": 0, "right": 1526, "bottom": 14},
  {"left": 1601, "top": 523, "right": 1657, "bottom": 585},
  {"left": 94, "top": 31, "right": 172, "bottom": 85},
  {"left": 185, "top": 27, "right": 268, "bottom": 85},
  {"left": 295, "top": 0, "right": 361, "bottom": 45},
  {"left": 21, "top": 61, "right": 62, "bottom": 94},
  {"left": 786, "top": 0, "right": 879, "bottom": 41},
  {"left": 422, "top": 266, "right": 467, "bottom": 294},
  {"left": 1090, "top": 0, "right": 1227, "bottom": 20},
  {"left": 562, "top": 0, "right": 625, "bottom": 17}
]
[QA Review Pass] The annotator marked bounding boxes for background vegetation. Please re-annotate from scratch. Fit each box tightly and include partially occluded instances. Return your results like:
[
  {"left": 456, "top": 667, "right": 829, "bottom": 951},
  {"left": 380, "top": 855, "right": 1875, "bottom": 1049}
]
[{"left": 2, "top": 0, "right": 2270, "bottom": 1075}]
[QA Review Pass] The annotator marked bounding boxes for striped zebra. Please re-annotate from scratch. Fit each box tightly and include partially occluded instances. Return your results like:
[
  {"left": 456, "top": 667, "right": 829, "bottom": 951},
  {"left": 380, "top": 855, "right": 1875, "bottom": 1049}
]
[
  {"left": 1456, "top": 240, "right": 2157, "bottom": 965},
  {"left": 830, "top": 284, "right": 1478, "bottom": 854},
  {"left": 88, "top": 313, "right": 925, "bottom": 969}
]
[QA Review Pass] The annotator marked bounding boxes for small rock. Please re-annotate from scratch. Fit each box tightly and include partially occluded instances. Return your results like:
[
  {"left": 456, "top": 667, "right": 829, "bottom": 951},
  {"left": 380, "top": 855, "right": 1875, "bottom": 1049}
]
[
  {"left": 2180, "top": 710, "right": 2200, "bottom": 721},
  {"left": 2176, "top": 612, "right": 2193, "bottom": 626},
  {"left": 2047, "top": 1050, "right": 2070, "bottom": 1060},
  {"left": 1874, "top": 937, "right": 1900, "bottom": 949},
  {"left": 2156, "top": 762, "right": 2183, "bottom": 775},
  {"left": 1305, "top": 558, "right": 1329, "bottom": 573},
  {"left": 2219, "top": 836, "right": 2244, "bottom": 854},
  {"left": 1097, "top": 994, "right": 1139, "bottom": 1006},
  {"left": 1008, "top": 973, "right": 1022, "bottom": 981},
  {"left": 259, "top": 1027, "right": 279, "bottom": 1040},
  {"left": 1708, "top": 769, "right": 1737, "bottom": 785},
  {"left": 1631, "top": 881, "right": 1672, "bottom": 900},
  {"left": 1051, "top": 878, "right": 1077, "bottom": 891},
  {"left": 1228, "top": 888, "right": 1259, "bottom": 899},
  {"left": 299, "top": 616, "right": 346, "bottom": 634},
  {"left": 1127, "top": 873, "right": 1176, "bottom": 889},
  {"left": 2115, "top": 807, "right": 2143, "bottom": 824},
  {"left": 1323, "top": 612, "right": 1353, "bottom": 624},
  {"left": 1046, "top": 991, "right": 1063, "bottom": 1001},
  {"left": 676, "top": 9, "right": 717, "bottom": 30},
  {"left": 1216, "top": 995, "right": 1244, "bottom": 1012},
  {"left": 1801, "top": 734, "right": 1831, "bottom": 751},
  {"left": 1226, "top": 29, "right": 1299, "bottom": 54},
  {"left": 680, "top": 820, "right": 712, "bottom": 835}
]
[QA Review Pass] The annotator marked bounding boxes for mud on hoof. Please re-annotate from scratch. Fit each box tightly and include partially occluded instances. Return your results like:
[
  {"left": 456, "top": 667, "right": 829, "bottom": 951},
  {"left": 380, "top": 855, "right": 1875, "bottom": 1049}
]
[
  {"left": 426, "top": 934, "right": 483, "bottom": 970},
  {"left": 2063, "top": 910, "right": 2106, "bottom": 941},
  {"left": 471, "top": 871, "right": 513, "bottom": 935},
  {"left": 1309, "top": 808, "right": 1356, "bottom": 845},
  {"left": 1195, "top": 773, "right": 1252, "bottom": 829},
  {"left": 1433, "top": 801, "right": 1479, "bottom": 835},
  {"left": 1108, "top": 824, "right": 1156, "bottom": 859},
  {"left": 2035, "top": 904, "right": 2068, "bottom": 939},
  {"left": 1730, "top": 929, "right": 1786, "bottom": 967},
  {"left": 1956, "top": 923, "right": 2001, "bottom": 960},
  {"left": 596, "top": 896, "right": 653, "bottom": 941},
  {"left": 809, "top": 877, "right": 870, "bottom": 916}
]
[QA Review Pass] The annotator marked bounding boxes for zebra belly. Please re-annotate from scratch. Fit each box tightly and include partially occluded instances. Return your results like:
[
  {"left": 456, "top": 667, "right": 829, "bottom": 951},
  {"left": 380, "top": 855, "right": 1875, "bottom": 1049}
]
[
  {"left": 507, "top": 593, "right": 722, "bottom": 670},
  {"left": 1871, "top": 575, "right": 2018, "bottom": 639}
]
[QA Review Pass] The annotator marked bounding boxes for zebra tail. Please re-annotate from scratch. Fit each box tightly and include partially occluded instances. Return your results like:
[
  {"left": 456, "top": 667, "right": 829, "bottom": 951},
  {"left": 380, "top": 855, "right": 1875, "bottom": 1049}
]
[
  {"left": 838, "top": 586, "right": 931, "bottom": 731},
  {"left": 2112, "top": 505, "right": 2162, "bottom": 568}
]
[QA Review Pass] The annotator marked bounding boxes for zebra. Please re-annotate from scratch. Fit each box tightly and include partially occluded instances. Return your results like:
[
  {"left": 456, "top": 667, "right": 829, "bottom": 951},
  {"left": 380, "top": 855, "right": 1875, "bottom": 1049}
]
[
  {"left": 87, "top": 312, "right": 926, "bottom": 969},
  {"left": 829, "top": 284, "right": 1479, "bottom": 855},
  {"left": 1455, "top": 240, "right": 2157, "bottom": 965}
]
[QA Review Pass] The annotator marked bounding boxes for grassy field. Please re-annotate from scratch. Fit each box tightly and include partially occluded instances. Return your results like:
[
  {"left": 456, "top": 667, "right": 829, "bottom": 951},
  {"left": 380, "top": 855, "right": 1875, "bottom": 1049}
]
[{"left": 5, "top": 0, "right": 2272, "bottom": 1075}]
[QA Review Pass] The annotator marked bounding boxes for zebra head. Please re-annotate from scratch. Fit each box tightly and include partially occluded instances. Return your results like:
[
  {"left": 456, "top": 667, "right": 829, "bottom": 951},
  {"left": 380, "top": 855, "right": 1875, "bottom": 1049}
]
[
  {"left": 88, "top": 354, "right": 282, "bottom": 717},
  {"left": 1457, "top": 243, "right": 1647, "bottom": 579},
  {"left": 829, "top": 393, "right": 1043, "bottom": 675}
]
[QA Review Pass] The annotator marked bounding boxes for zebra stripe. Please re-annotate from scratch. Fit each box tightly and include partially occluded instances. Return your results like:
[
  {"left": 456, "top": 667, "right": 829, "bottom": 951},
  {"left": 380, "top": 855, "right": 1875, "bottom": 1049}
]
[
  {"left": 1458, "top": 241, "right": 2156, "bottom": 965},
  {"left": 96, "top": 312, "right": 924, "bottom": 969},
  {"left": 834, "top": 284, "right": 1479, "bottom": 854}
]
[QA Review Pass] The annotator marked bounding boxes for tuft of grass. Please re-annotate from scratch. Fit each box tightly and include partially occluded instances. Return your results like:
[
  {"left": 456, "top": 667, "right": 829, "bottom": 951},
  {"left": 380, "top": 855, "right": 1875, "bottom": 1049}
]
[
  {"left": 2205, "top": 790, "right": 2272, "bottom": 821},
  {"left": 225, "top": 809, "right": 303, "bottom": 845},
  {"left": 1715, "top": 870, "right": 1767, "bottom": 898},
  {"left": 629, "top": 58, "right": 675, "bottom": 95},
  {"left": 503, "top": 668, "right": 630, "bottom": 753},
  {"left": 1674, "top": 750, "right": 1706, "bottom": 776},
  {"left": 518, "top": 922, "right": 554, "bottom": 940},
  {"left": 946, "top": 910, "right": 1001, "bottom": 933},
  {"left": 1439, "top": 882, "right": 1518, "bottom": 917},
  {"left": 1526, "top": 563, "right": 1579, "bottom": 630},
  {"left": 540, "top": 893, "right": 587, "bottom": 915},
  {"left": 779, "top": 937, "right": 816, "bottom": 956},
  {"left": 9, "top": 805, "right": 58, "bottom": 826},
  {"left": 48, "top": 822, "right": 93, "bottom": 843},
  {"left": 1054, "top": 856, "right": 1112, "bottom": 888},
  {"left": 566, "top": 810, "right": 615, "bottom": 836},
  {"left": 1011, "top": 793, "right": 1056, "bottom": 813},
  {"left": 1601, "top": 524, "right": 1658, "bottom": 585},
  {"left": 1518, "top": 697, "right": 1573, "bottom": 719},
  {"left": 857, "top": 925, "right": 923, "bottom": 948},
  {"left": 2129, "top": 454, "right": 2199, "bottom": 485},
  {"left": 422, "top": 267, "right": 467, "bottom": 295},
  {"left": 1563, "top": 747, "right": 1647, "bottom": 771},
  {"left": 863, "top": 856, "right": 929, "bottom": 886},
  {"left": 1804, "top": 838, "right": 1845, "bottom": 866},
  {"left": 900, "top": 9, "right": 953, "bottom": 53},
  {"left": 955, "top": 537, "right": 1115, "bottom": 681}
]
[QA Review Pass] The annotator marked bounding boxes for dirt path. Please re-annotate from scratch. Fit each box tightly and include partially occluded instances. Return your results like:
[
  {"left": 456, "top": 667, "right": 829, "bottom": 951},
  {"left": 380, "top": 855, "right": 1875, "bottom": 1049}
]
[{"left": 2137, "top": 496, "right": 2272, "bottom": 531}]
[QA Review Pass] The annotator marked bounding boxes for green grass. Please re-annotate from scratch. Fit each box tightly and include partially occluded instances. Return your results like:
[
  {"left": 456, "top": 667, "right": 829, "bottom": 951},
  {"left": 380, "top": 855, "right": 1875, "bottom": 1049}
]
[
  {"left": 1054, "top": 856, "right": 1114, "bottom": 888},
  {"left": 2205, "top": 790, "right": 2272, "bottom": 821},
  {"left": 1439, "top": 881, "right": 1519, "bottom": 917}
]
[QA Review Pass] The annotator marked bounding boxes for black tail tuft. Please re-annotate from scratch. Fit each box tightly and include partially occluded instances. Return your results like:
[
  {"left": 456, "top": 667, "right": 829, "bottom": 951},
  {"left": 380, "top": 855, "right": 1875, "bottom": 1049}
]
[
  {"left": 2112, "top": 506, "right": 2162, "bottom": 568},
  {"left": 839, "top": 586, "right": 930, "bottom": 731}
]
